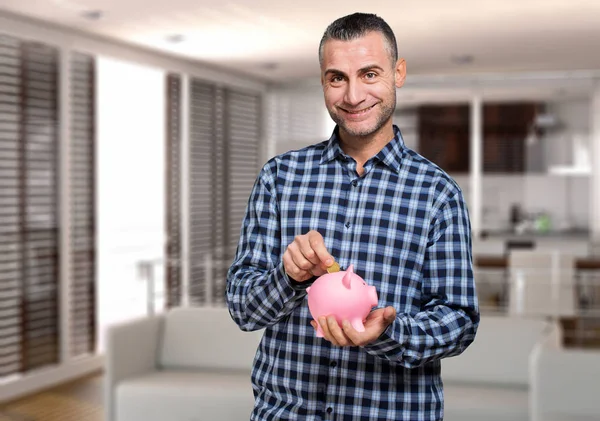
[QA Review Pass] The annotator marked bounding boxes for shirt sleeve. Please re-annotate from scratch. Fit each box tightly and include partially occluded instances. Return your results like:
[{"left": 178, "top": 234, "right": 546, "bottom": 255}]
[
  {"left": 364, "top": 189, "right": 480, "bottom": 368},
  {"left": 226, "top": 165, "right": 308, "bottom": 331}
]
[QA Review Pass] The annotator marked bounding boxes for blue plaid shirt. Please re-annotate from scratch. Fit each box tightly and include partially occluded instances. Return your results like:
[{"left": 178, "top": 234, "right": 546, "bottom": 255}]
[{"left": 226, "top": 125, "right": 479, "bottom": 421}]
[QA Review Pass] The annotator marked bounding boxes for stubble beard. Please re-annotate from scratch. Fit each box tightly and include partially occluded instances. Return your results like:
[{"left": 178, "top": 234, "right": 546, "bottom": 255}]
[{"left": 329, "top": 94, "right": 396, "bottom": 139}]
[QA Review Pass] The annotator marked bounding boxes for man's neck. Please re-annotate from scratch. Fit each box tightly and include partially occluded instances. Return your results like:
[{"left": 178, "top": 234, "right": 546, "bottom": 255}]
[{"left": 338, "top": 121, "right": 394, "bottom": 175}]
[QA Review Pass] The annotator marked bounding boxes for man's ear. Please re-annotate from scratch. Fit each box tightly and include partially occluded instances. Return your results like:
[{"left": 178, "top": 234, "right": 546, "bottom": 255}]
[{"left": 395, "top": 58, "right": 407, "bottom": 88}]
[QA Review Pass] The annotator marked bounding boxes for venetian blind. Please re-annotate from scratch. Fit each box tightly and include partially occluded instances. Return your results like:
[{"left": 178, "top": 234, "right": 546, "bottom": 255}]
[
  {"left": 177, "top": 79, "right": 262, "bottom": 306},
  {"left": 225, "top": 89, "right": 261, "bottom": 260},
  {"left": 69, "top": 52, "right": 96, "bottom": 356},
  {"left": 188, "top": 79, "right": 216, "bottom": 305},
  {"left": 165, "top": 73, "right": 182, "bottom": 308},
  {"left": 0, "top": 35, "right": 60, "bottom": 376}
]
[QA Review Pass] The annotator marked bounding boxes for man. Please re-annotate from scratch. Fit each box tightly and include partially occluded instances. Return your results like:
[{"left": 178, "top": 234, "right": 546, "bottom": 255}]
[{"left": 226, "top": 12, "right": 479, "bottom": 421}]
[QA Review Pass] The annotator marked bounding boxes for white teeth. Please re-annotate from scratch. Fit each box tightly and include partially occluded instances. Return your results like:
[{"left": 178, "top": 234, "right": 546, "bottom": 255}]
[{"left": 348, "top": 105, "right": 373, "bottom": 114}]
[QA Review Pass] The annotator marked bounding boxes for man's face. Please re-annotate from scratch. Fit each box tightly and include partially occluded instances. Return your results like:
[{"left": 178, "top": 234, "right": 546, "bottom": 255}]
[{"left": 320, "top": 31, "right": 406, "bottom": 139}]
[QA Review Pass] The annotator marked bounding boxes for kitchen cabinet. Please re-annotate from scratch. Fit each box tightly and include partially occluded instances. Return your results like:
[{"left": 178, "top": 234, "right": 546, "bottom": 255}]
[{"left": 417, "top": 102, "right": 543, "bottom": 174}]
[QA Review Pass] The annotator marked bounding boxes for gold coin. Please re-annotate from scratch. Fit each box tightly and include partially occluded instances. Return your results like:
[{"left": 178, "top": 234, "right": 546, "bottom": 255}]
[{"left": 326, "top": 261, "right": 340, "bottom": 273}]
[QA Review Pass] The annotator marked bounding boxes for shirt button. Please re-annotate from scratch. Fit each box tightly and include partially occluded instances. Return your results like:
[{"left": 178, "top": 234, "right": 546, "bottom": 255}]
[
  {"left": 351, "top": 180, "right": 357, "bottom": 187},
  {"left": 330, "top": 361, "right": 337, "bottom": 368},
  {"left": 344, "top": 222, "right": 350, "bottom": 228},
  {"left": 327, "top": 407, "right": 333, "bottom": 414}
]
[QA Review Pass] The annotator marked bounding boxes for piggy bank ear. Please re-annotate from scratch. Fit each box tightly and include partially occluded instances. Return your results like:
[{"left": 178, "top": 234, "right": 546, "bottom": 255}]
[{"left": 342, "top": 264, "right": 354, "bottom": 290}]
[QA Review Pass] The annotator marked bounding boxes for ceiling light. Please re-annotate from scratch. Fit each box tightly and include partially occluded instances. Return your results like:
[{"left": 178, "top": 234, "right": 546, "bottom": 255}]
[
  {"left": 166, "top": 34, "right": 185, "bottom": 44},
  {"left": 259, "top": 62, "right": 278, "bottom": 71},
  {"left": 450, "top": 54, "right": 474, "bottom": 65},
  {"left": 80, "top": 10, "right": 103, "bottom": 21}
]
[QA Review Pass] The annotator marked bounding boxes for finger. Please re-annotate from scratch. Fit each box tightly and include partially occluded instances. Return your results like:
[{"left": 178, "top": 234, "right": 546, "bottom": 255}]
[
  {"left": 307, "top": 231, "right": 334, "bottom": 267},
  {"left": 309, "top": 266, "right": 328, "bottom": 277},
  {"left": 295, "top": 234, "right": 321, "bottom": 266},
  {"left": 327, "top": 316, "right": 351, "bottom": 347},
  {"left": 288, "top": 241, "right": 315, "bottom": 273},
  {"left": 342, "top": 320, "right": 368, "bottom": 347},
  {"left": 383, "top": 306, "right": 397, "bottom": 324},
  {"left": 318, "top": 317, "right": 339, "bottom": 346},
  {"left": 282, "top": 249, "right": 310, "bottom": 282}
]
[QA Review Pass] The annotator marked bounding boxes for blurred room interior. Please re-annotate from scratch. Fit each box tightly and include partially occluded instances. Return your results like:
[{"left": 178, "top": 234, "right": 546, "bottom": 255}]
[{"left": 0, "top": 0, "right": 599, "bottom": 420}]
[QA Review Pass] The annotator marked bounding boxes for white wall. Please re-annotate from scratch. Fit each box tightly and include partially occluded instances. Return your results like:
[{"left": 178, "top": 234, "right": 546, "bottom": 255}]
[
  {"left": 591, "top": 84, "right": 600, "bottom": 240},
  {"left": 267, "top": 85, "right": 334, "bottom": 157},
  {"left": 96, "top": 58, "right": 166, "bottom": 352},
  {"left": 454, "top": 174, "right": 590, "bottom": 232},
  {"left": 543, "top": 99, "right": 591, "bottom": 170}
]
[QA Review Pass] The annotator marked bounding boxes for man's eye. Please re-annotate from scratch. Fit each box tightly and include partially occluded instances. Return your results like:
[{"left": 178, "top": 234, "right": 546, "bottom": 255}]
[
  {"left": 365, "top": 72, "right": 377, "bottom": 79},
  {"left": 331, "top": 76, "right": 343, "bottom": 83}
]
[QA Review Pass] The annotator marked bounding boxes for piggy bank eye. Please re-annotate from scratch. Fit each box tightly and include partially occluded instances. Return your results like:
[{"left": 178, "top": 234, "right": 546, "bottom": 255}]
[{"left": 362, "top": 282, "right": 366, "bottom": 285}]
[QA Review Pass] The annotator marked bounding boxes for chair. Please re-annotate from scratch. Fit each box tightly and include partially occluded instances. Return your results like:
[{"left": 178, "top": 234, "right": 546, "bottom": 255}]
[{"left": 507, "top": 250, "right": 578, "bottom": 317}]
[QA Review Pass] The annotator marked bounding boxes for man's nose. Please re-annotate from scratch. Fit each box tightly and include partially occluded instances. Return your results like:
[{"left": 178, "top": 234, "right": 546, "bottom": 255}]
[{"left": 343, "top": 79, "right": 365, "bottom": 106}]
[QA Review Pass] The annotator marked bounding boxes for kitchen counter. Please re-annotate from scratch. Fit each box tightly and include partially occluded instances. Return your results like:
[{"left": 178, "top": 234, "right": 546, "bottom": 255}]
[
  {"left": 479, "top": 229, "right": 590, "bottom": 240},
  {"left": 473, "top": 229, "right": 593, "bottom": 257},
  {"left": 474, "top": 254, "right": 600, "bottom": 270}
]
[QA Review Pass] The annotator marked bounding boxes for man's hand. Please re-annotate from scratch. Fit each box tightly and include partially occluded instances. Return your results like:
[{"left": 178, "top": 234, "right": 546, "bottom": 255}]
[
  {"left": 283, "top": 230, "right": 334, "bottom": 282},
  {"left": 310, "top": 306, "right": 397, "bottom": 347}
]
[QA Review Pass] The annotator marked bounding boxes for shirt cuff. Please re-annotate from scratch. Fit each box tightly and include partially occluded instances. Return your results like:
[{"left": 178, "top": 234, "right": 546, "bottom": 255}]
[
  {"left": 276, "top": 263, "right": 314, "bottom": 295},
  {"left": 288, "top": 275, "right": 317, "bottom": 290}
]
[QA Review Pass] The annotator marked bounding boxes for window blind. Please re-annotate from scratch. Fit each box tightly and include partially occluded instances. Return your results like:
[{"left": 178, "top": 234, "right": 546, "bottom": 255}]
[
  {"left": 188, "top": 79, "right": 217, "bottom": 305},
  {"left": 226, "top": 89, "right": 261, "bottom": 249},
  {"left": 165, "top": 73, "right": 182, "bottom": 308},
  {"left": 0, "top": 33, "right": 23, "bottom": 378},
  {"left": 169, "top": 79, "right": 262, "bottom": 307},
  {"left": 0, "top": 35, "right": 60, "bottom": 376},
  {"left": 69, "top": 52, "right": 96, "bottom": 357}
]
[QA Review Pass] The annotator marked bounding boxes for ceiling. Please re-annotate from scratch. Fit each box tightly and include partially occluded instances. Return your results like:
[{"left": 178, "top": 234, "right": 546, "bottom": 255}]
[{"left": 1, "top": 0, "right": 599, "bottom": 85}]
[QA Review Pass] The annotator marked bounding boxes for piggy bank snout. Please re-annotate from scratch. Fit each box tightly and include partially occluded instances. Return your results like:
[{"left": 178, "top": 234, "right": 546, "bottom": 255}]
[{"left": 368, "top": 285, "right": 378, "bottom": 307}]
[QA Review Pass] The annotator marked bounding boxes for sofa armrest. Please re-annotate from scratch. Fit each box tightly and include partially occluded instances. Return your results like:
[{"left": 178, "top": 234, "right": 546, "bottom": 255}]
[
  {"left": 530, "top": 322, "right": 600, "bottom": 421},
  {"left": 104, "top": 314, "right": 164, "bottom": 421}
]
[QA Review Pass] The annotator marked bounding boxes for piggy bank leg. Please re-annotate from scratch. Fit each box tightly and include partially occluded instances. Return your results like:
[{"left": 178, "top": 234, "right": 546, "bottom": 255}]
[{"left": 351, "top": 318, "right": 365, "bottom": 332}]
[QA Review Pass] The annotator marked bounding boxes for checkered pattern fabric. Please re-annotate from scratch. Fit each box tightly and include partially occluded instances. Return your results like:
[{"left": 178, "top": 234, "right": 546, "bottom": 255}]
[{"left": 227, "top": 125, "right": 480, "bottom": 421}]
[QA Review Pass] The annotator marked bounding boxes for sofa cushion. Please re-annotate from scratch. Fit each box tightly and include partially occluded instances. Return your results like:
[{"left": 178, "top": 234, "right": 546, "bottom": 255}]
[
  {"left": 158, "top": 307, "right": 264, "bottom": 371},
  {"left": 531, "top": 345, "right": 600, "bottom": 420},
  {"left": 442, "top": 315, "right": 550, "bottom": 386},
  {"left": 444, "top": 383, "right": 529, "bottom": 421},
  {"left": 115, "top": 370, "right": 255, "bottom": 421}
]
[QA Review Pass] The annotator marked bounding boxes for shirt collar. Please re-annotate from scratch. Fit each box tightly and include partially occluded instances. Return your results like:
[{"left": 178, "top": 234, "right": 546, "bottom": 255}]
[{"left": 320, "top": 124, "right": 406, "bottom": 173}]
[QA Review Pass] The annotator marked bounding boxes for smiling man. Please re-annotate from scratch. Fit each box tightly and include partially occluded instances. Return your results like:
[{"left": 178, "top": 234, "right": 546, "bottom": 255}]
[
  {"left": 227, "top": 12, "right": 480, "bottom": 421},
  {"left": 320, "top": 28, "right": 404, "bottom": 175}
]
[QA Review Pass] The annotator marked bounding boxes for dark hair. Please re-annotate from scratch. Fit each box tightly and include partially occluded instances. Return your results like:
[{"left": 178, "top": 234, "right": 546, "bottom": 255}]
[{"left": 318, "top": 13, "right": 398, "bottom": 66}]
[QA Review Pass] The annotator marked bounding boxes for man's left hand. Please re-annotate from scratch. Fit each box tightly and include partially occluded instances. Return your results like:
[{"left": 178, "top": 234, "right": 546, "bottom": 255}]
[{"left": 310, "top": 306, "right": 397, "bottom": 347}]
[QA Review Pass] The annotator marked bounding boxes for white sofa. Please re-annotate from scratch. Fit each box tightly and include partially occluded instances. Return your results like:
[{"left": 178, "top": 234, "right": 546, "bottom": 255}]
[
  {"left": 441, "top": 315, "right": 553, "bottom": 421},
  {"left": 105, "top": 308, "right": 600, "bottom": 421},
  {"left": 530, "top": 322, "right": 600, "bottom": 421},
  {"left": 104, "top": 307, "right": 263, "bottom": 421}
]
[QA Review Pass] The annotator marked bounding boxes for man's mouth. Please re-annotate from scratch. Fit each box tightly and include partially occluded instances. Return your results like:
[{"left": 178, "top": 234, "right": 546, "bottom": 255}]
[{"left": 341, "top": 104, "right": 376, "bottom": 116}]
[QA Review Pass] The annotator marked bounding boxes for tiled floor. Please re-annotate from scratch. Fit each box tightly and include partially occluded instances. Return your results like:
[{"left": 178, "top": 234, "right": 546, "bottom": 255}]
[{"left": 0, "top": 374, "right": 104, "bottom": 421}]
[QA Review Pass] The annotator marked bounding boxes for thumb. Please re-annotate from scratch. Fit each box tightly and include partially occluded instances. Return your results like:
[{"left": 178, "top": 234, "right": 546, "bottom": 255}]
[{"left": 383, "top": 306, "right": 397, "bottom": 324}]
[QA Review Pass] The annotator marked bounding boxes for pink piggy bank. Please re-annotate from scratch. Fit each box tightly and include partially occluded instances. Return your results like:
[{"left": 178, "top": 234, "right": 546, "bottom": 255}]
[{"left": 306, "top": 264, "right": 378, "bottom": 337}]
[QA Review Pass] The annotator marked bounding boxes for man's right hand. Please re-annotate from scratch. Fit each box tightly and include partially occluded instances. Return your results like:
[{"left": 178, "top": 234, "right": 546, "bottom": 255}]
[{"left": 282, "top": 230, "right": 334, "bottom": 282}]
